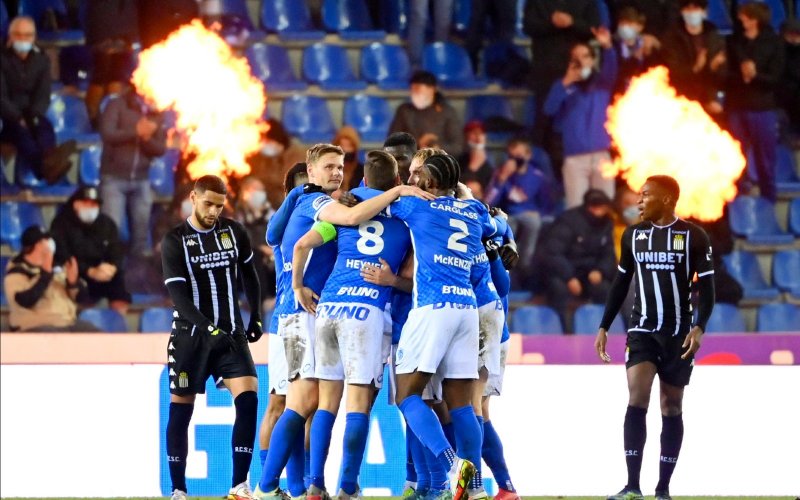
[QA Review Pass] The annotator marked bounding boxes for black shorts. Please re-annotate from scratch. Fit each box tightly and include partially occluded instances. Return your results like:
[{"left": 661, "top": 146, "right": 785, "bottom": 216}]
[
  {"left": 625, "top": 332, "right": 694, "bottom": 387},
  {"left": 168, "top": 319, "right": 257, "bottom": 396}
]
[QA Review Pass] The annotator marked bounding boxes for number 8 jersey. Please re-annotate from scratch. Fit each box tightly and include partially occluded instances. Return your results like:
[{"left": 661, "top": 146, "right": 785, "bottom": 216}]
[
  {"left": 386, "top": 196, "right": 497, "bottom": 309},
  {"left": 317, "top": 187, "right": 412, "bottom": 309}
]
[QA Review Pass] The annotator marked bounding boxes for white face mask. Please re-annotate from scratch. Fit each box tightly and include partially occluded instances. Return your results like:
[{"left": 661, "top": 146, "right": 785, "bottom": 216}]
[
  {"left": 623, "top": 205, "right": 640, "bottom": 223},
  {"left": 411, "top": 93, "right": 433, "bottom": 110},
  {"left": 682, "top": 11, "right": 705, "bottom": 28},
  {"left": 617, "top": 25, "right": 640, "bottom": 41},
  {"left": 468, "top": 142, "right": 485, "bottom": 150},
  {"left": 45, "top": 238, "right": 56, "bottom": 254},
  {"left": 261, "top": 143, "right": 281, "bottom": 157},
  {"left": 13, "top": 41, "right": 33, "bottom": 54},
  {"left": 246, "top": 190, "right": 267, "bottom": 210},
  {"left": 77, "top": 207, "right": 99, "bottom": 224},
  {"left": 580, "top": 66, "right": 593, "bottom": 80},
  {"left": 180, "top": 199, "right": 194, "bottom": 219}
]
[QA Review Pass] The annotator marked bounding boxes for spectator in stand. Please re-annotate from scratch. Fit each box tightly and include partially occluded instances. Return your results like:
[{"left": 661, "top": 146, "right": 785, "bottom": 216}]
[
  {"left": 0, "top": 16, "right": 76, "bottom": 183},
  {"left": 51, "top": 186, "right": 132, "bottom": 314},
  {"left": 727, "top": 1, "right": 785, "bottom": 204},
  {"left": 485, "top": 137, "right": 555, "bottom": 277},
  {"left": 249, "top": 118, "right": 307, "bottom": 208},
  {"left": 538, "top": 189, "right": 616, "bottom": 331},
  {"left": 609, "top": 0, "right": 680, "bottom": 39},
  {"left": 465, "top": 0, "right": 517, "bottom": 72},
  {"left": 138, "top": 0, "right": 197, "bottom": 49},
  {"left": 457, "top": 120, "right": 494, "bottom": 198},
  {"left": 234, "top": 176, "right": 276, "bottom": 310},
  {"left": 98, "top": 84, "right": 167, "bottom": 258},
  {"left": 407, "top": 0, "right": 453, "bottom": 68},
  {"left": 688, "top": 208, "right": 743, "bottom": 305},
  {"left": 389, "top": 71, "right": 464, "bottom": 157},
  {"left": 778, "top": 20, "right": 800, "bottom": 137},
  {"left": 333, "top": 126, "right": 364, "bottom": 190},
  {"left": 383, "top": 132, "right": 418, "bottom": 185},
  {"left": 661, "top": 0, "right": 727, "bottom": 116},
  {"left": 613, "top": 6, "right": 662, "bottom": 94},
  {"left": 84, "top": 0, "right": 139, "bottom": 123},
  {"left": 544, "top": 27, "right": 618, "bottom": 208},
  {"left": 3, "top": 226, "right": 100, "bottom": 332},
  {"left": 611, "top": 184, "right": 640, "bottom": 260}
]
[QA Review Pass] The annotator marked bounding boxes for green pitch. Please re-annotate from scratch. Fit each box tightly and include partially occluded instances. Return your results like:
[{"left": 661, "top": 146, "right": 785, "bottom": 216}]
[{"left": 5, "top": 496, "right": 797, "bottom": 500}]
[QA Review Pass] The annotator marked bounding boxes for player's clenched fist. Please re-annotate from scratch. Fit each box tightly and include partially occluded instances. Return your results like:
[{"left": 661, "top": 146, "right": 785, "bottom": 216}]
[{"left": 246, "top": 315, "right": 263, "bottom": 343}]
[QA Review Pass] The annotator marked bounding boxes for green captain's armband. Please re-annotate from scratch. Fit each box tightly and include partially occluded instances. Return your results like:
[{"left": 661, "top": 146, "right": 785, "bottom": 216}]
[{"left": 313, "top": 221, "right": 337, "bottom": 243}]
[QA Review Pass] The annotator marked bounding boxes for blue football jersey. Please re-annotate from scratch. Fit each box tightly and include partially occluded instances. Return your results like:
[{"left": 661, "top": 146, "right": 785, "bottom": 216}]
[
  {"left": 268, "top": 244, "right": 284, "bottom": 334},
  {"left": 319, "top": 187, "right": 411, "bottom": 309},
  {"left": 501, "top": 295, "right": 510, "bottom": 342},
  {"left": 390, "top": 290, "right": 412, "bottom": 344},
  {"left": 387, "top": 196, "right": 498, "bottom": 308},
  {"left": 278, "top": 192, "right": 338, "bottom": 314}
]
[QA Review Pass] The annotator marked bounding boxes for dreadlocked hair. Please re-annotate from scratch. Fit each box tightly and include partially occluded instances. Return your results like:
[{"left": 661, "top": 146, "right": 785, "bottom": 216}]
[{"left": 424, "top": 154, "right": 461, "bottom": 191}]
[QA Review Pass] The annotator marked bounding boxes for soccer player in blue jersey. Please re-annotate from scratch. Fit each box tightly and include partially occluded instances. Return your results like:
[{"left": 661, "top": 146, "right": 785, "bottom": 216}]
[
  {"left": 256, "top": 145, "right": 433, "bottom": 500},
  {"left": 290, "top": 151, "right": 412, "bottom": 500}
]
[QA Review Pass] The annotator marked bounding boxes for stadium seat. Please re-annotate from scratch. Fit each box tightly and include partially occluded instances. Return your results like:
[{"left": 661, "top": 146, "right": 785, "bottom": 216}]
[
  {"left": 775, "top": 144, "right": 800, "bottom": 192},
  {"left": 511, "top": 305, "right": 563, "bottom": 334},
  {"left": 343, "top": 94, "right": 392, "bottom": 143},
  {"left": 322, "top": 0, "right": 386, "bottom": 39},
  {"left": 422, "top": 42, "right": 487, "bottom": 90},
  {"left": 384, "top": 0, "right": 408, "bottom": 34},
  {"left": 507, "top": 290, "right": 533, "bottom": 303},
  {"left": 149, "top": 149, "right": 180, "bottom": 198},
  {"left": 704, "top": 303, "right": 747, "bottom": 333},
  {"left": 596, "top": 0, "right": 611, "bottom": 27},
  {"left": 790, "top": 198, "right": 800, "bottom": 236},
  {"left": 46, "top": 94, "right": 100, "bottom": 145},
  {"left": 762, "top": 0, "right": 787, "bottom": 31},
  {"left": 728, "top": 196, "right": 794, "bottom": 245},
  {"left": 453, "top": 0, "right": 470, "bottom": 32},
  {"left": 245, "top": 43, "right": 308, "bottom": 92},
  {"left": 0, "top": 157, "right": 20, "bottom": 196},
  {"left": 360, "top": 42, "right": 412, "bottom": 90},
  {"left": 220, "top": 0, "right": 256, "bottom": 29},
  {"left": 78, "top": 308, "right": 128, "bottom": 333},
  {"left": 0, "top": 1, "right": 8, "bottom": 39},
  {"left": 12, "top": 153, "right": 75, "bottom": 195},
  {"left": 302, "top": 43, "right": 367, "bottom": 91},
  {"left": 757, "top": 303, "right": 800, "bottom": 333},
  {"left": 573, "top": 304, "right": 625, "bottom": 335},
  {"left": 58, "top": 45, "right": 93, "bottom": 90},
  {"left": 723, "top": 250, "right": 780, "bottom": 300},
  {"left": 706, "top": 0, "right": 733, "bottom": 33},
  {"left": 281, "top": 95, "right": 336, "bottom": 143},
  {"left": 515, "top": 0, "right": 527, "bottom": 38},
  {"left": 0, "top": 202, "right": 45, "bottom": 251},
  {"left": 260, "top": 0, "right": 325, "bottom": 40},
  {"left": 0, "top": 256, "right": 10, "bottom": 306},
  {"left": 481, "top": 41, "right": 530, "bottom": 88},
  {"left": 464, "top": 94, "right": 522, "bottom": 141},
  {"left": 18, "top": 0, "right": 84, "bottom": 43},
  {"left": 140, "top": 307, "right": 174, "bottom": 333},
  {"left": 79, "top": 144, "right": 102, "bottom": 186},
  {"left": 773, "top": 250, "right": 800, "bottom": 296}
]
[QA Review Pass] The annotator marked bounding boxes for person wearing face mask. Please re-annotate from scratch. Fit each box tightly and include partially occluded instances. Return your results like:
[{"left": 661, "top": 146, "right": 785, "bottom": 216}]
[
  {"left": 0, "top": 16, "right": 77, "bottom": 184},
  {"left": 234, "top": 176, "right": 276, "bottom": 308},
  {"left": 333, "top": 126, "right": 365, "bottom": 191},
  {"left": 248, "top": 118, "right": 307, "bottom": 208},
  {"left": 661, "top": 0, "right": 727, "bottom": 114},
  {"left": 457, "top": 121, "right": 494, "bottom": 196},
  {"left": 544, "top": 27, "right": 618, "bottom": 209},
  {"left": 613, "top": 7, "right": 662, "bottom": 95},
  {"left": 535, "top": 189, "right": 617, "bottom": 333},
  {"left": 389, "top": 71, "right": 464, "bottom": 157},
  {"left": 50, "top": 186, "right": 132, "bottom": 314},
  {"left": 3, "top": 226, "right": 100, "bottom": 332}
]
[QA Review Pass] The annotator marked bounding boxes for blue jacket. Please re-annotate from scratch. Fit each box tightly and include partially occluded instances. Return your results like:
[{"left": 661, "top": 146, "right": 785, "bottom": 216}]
[
  {"left": 485, "top": 163, "right": 555, "bottom": 216},
  {"left": 543, "top": 48, "right": 618, "bottom": 156}
]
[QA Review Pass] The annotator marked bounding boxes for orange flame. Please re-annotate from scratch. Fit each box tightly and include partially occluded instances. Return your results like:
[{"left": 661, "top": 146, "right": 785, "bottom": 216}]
[
  {"left": 605, "top": 66, "right": 745, "bottom": 221},
  {"left": 132, "top": 21, "right": 267, "bottom": 180}
]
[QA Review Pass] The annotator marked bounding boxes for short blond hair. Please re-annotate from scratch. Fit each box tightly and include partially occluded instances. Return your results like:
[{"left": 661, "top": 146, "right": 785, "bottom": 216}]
[
  {"left": 412, "top": 147, "right": 447, "bottom": 164},
  {"left": 306, "top": 143, "right": 344, "bottom": 166}
]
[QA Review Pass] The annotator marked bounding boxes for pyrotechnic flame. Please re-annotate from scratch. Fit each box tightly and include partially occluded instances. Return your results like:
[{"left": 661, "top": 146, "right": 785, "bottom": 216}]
[
  {"left": 605, "top": 66, "right": 745, "bottom": 221},
  {"left": 132, "top": 21, "right": 267, "bottom": 180}
]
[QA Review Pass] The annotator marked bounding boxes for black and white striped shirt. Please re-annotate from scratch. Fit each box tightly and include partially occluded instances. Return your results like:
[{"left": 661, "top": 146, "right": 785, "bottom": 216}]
[
  {"left": 619, "top": 219, "right": 714, "bottom": 336},
  {"left": 162, "top": 217, "right": 254, "bottom": 335}
]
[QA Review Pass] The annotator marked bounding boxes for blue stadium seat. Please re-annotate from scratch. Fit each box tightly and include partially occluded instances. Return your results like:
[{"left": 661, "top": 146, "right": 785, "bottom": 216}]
[
  {"left": 773, "top": 250, "right": 800, "bottom": 296},
  {"left": 58, "top": 45, "right": 93, "bottom": 90},
  {"left": 149, "top": 149, "right": 180, "bottom": 197},
  {"left": 422, "top": 42, "right": 487, "bottom": 90},
  {"left": 220, "top": 0, "right": 256, "bottom": 29},
  {"left": 704, "top": 303, "right": 747, "bottom": 333},
  {"left": 790, "top": 198, "right": 800, "bottom": 236},
  {"left": 507, "top": 290, "right": 533, "bottom": 303},
  {"left": 0, "top": 202, "right": 45, "bottom": 251},
  {"left": 775, "top": 144, "right": 800, "bottom": 192},
  {"left": 453, "top": 0, "right": 471, "bottom": 32},
  {"left": 464, "top": 94, "right": 518, "bottom": 141},
  {"left": 728, "top": 196, "right": 794, "bottom": 245},
  {"left": 515, "top": 0, "right": 527, "bottom": 38},
  {"left": 0, "top": 156, "right": 20, "bottom": 196},
  {"left": 12, "top": 153, "right": 75, "bottom": 195},
  {"left": 0, "top": 256, "right": 10, "bottom": 306},
  {"left": 481, "top": 41, "right": 530, "bottom": 88},
  {"left": 78, "top": 308, "right": 128, "bottom": 333},
  {"left": 757, "top": 303, "right": 800, "bottom": 333},
  {"left": 596, "top": 0, "right": 611, "bottom": 27},
  {"left": 706, "top": 0, "right": 733, "bottom": 33},
  {"left": 260, "top": 0, "right": 325, "bottom": 40},
  {"left": 322, "top": 0, "right": 386, "bottom": 39},
  {"left": 302, "top": 43, "right": 367, "bottom": 91},
  {"left": 131, "top": 293, "right": 167, "bottom": 305},
  {"left": 762, "top": 0, "right": 787, "bottom": 31},
  {"left": 245, "top": 43, "right": 308, "bottom": 92},
  {"left": 18, "top": 0, "right": 84, "bottom": 43},
  {"left": 0, "top": 1, "right": 8, "bottom": 39},
  {"left": 343, "top": 94, "right": 392, "bottom": 143},
  {"left": 281, "top": 95, "right": 335, "bottom": 143},
  {"left": 140, "top": 307, "right": 174, "bottom": 333},
  {"left": 723, "top": 250, "right": 780, "bottom": 300},
  {"left": 79, "top": 144, "right": 102, "bottom": 186},
  {"left": 46, "top": 94, "right": 100, "bottom": 145},
  {"left": 361, "top": 42, "right": 411, "bottom": 90},
  {"left": 573, "top": 304, "right": 625, "bottom": 335},
  {"left": 511, "top": 305, "right": 563, "bottom": 334},
  {"left": 384, "top": 0, "right": 408, "bottom": 35}
]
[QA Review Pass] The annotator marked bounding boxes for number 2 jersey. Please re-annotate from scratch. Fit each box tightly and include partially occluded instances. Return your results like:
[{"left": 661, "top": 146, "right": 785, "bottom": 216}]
[
  {"left": 619, "top": 219, "right": 713, "bottom": 336},
  {"left": 318, "top": 187, "right": 411, "bottom": 309},
  {"left": 386, "top": 196, "right": 498, "bottom": 309}
]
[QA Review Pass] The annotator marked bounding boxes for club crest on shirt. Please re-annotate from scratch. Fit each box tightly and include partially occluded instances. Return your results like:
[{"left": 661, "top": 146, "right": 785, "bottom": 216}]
[
  {"left": 220, "top": 232, "right": 233, "bottom": 249},
  {"left": 673, "top": 233, "right": 685, "bottom": 251}
]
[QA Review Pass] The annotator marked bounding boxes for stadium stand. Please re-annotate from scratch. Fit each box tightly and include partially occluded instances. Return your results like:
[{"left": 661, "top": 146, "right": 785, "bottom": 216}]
[
  {"left": 512, "top": 305, "right": 564, "bottom": 335},
  {"left": 281, "top": 94, "right": 336, "bottom": 143},
  {"left": 704, "top": 303, "right": 747, "bottom": 334},
  {"left": 149, "top": 149, "right": 180, "bottom": 198},
  {"left": 14, "top": 155, "right": 74, "bottom": 196},
  {"left": 724, "top": 250, "right": 781, "bottom": 302},
  {"left": 422, "top": 42, "right": 487, "bottom": 90},
  {"left": 0, "top": 202, "right": 45, "bottom": 252},
  {"left": 790, "top": 198, "right": 800, "bottom": 236},
  {"left": 707, "top": 0, "right": 734, "bottom": 34},
  {"left": 246, "top": 43, "right": 309, "bottom": 92},
  {"left": 773, "top": 250, "right": 800, "bottom": 297},
  {"left": 46, "top": 94, "right": 99, "bottom": 145},
  {"left": 573, "top": 304, "right": 625, "bottom": 335},
  {"left": 18, "top": 0, "right": 84, "bottom": 43},
  {"left": 139, "top": 307, "right": 174, "bottom": 333},
  {"left": 321, "top": 0, "right": 386, "bottom": 40},
  {"left": 757, "top": 303, "right": 800, "bottom": 332},
  {"left": 360, "top": 42, "right": 412, "bottom": 90},
  {"left": 728, "top": 195, "right": 795, "bottom": 245},
  {"left": 342, "top": 94, "right": 393, "bottom": 143},
  {"left": 78, "top": 144, "right": 101, "bottom": 186},
  {"left": 302, "top": 43, "right": 367, "bottom": 90},
  {"left": 78, "top": 307, "right": 128, "bottom": 333},
  {"left": 260, "top": 0, "right": 325, "bottom": 40}
]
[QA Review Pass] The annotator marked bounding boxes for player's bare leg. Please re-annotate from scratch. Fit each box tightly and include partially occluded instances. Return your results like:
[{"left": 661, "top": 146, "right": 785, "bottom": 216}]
[
  {"left": 223, "top": 376, "right": 259, "bottom": 500},
  {"left": 654, "top": 380, "right": 685, "bottom": 499},
  {"left": 481, "top": 396, "right": 518, "bottom": 500},
  {"left": 259, "top": 394, "right": 286, "bottom": 460}
]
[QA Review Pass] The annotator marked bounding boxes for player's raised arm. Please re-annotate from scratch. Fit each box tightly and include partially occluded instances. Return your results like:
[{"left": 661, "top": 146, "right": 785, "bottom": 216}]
[
  {"left": 291, "top": 222, "right": 336, "bottom": 313},
  {"left": 317, "top": 184, "right": 434, "bottom": 226},
  {"left": 595, "top": 225, "right": 636, "bottom": 362}
]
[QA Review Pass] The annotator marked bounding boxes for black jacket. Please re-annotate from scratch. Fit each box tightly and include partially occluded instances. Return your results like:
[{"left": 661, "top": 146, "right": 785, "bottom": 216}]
[
  {"left": 661, "top": 21, "right": 727, "bottom": 103},
  {"left": 389, "top": 92, "right": 464, "bottom": 156},
  {"left": 0, "top": 46, "right": 52, "bottom": 123},
  {"left": 609, "top": 0, "right": 680, "bottom": 38},
  {"left": 727, "top": 28, "right": 785, "bottom": 111}
]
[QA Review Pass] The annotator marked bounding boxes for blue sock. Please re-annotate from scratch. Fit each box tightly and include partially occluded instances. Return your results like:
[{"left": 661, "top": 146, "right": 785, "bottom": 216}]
[
  {"left": 304, "top": 449, "right": 311, "bottom": 489},
  {"left": 309, "top": 410, "right": 336, "bottom": 489},
  {"left": 450, "top": 405, "right": 482, "bottom": 489},
  {"left": 423, "top": 441, "right": 448, "bottom": 491},
  {"left": 483, "top": 420, "right": 514, "bottom": 492},
  {"left": 286, "top": 428, "right": 305, "bottom": 497},
  {"left": 405, "top": 428, "right": 418, "bottom": 483},
  {"left": 442, "top": 422, "right": 456, "bottom": 449},
  {"left": 340, "top": 412, "right": 369, "bottom": 495},
  {"left": 260, "top": 449, "right": 268, "bottom": 468},
  {"left": 399, "top": 396, "right": 454, "bottom": 472},
  {"left": 258, "top": 409, "right": 305, "bottom": 492},
  {"left": 409, "top": 429, "right": 430, "bottom": 493}
]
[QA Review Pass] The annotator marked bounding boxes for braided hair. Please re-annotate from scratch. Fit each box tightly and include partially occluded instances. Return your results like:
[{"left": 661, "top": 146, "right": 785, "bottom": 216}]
[{"left": 424, "top": 154, "right": 461, "bottom": 192}]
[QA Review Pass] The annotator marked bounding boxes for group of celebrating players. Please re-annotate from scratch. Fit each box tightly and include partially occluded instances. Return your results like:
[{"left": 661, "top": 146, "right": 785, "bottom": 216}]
[{"left": 161, "top": 132, "right": 715, "bottom": 500}]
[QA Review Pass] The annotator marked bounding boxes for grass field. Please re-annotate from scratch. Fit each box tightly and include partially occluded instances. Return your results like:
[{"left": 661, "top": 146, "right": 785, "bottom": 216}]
[{"left": 6, "top": 496, "right": 798, "bottom": 500}]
